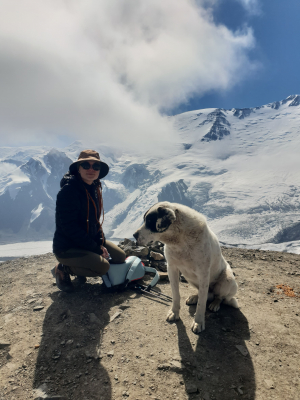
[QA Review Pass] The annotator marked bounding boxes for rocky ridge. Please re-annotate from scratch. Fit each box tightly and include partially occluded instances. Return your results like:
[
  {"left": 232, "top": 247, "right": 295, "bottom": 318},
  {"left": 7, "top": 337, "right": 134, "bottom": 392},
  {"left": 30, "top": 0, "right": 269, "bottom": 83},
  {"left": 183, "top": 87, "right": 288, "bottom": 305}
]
[{"left": 118, "top": 239, "right": 168, "bottom": 274}]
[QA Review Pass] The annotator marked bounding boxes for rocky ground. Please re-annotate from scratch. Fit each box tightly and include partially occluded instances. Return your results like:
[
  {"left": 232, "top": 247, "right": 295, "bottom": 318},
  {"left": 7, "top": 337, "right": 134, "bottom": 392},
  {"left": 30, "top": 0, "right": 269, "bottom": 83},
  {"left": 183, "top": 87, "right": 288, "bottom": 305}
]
[{"left": 0, "top": 244, "right": 299, "bottom": 400}]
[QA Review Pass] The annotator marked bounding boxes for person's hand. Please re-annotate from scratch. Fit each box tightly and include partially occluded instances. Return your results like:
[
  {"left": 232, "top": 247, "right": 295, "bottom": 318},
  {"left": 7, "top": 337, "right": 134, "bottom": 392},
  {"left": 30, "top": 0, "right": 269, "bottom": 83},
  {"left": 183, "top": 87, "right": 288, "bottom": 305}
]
[{"left": 101, "top": 246, "right": 110, "bottom": 260}]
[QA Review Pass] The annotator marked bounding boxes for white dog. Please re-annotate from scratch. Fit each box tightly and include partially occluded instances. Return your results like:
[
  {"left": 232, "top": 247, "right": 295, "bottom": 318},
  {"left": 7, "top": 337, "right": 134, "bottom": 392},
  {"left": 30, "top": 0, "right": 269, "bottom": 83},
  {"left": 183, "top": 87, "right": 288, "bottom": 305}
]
[{"left": 133, "top": 202, "right": 238, "bottom": 334}]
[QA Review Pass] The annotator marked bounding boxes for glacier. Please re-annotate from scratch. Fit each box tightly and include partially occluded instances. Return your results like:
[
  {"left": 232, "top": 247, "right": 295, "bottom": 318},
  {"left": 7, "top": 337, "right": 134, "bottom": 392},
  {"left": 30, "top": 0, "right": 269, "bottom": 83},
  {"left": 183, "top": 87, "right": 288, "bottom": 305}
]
[{"left": 0, "top": 95, "right": 300, "bottom": 255}]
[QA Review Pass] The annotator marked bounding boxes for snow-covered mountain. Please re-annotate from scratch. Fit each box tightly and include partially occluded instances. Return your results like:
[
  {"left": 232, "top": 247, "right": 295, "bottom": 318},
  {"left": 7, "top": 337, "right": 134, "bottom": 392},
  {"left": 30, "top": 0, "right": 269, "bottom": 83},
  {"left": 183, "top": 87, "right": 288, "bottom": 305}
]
[
  {"left": 0, "top": 148, "right": 72, "bottom": 243},
  {"left": 1, "top": 95, "right": 300, "bottom": 253}
]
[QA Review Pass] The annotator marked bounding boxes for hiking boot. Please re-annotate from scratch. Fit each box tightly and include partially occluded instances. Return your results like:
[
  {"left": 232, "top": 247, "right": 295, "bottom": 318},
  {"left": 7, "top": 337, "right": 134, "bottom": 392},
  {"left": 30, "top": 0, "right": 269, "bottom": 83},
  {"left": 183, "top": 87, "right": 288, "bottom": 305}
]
[
  {"left": 76, "top": 275, "right": 87, "bottom": 284},
  {"left": 54, "top": 263, "right": 74, "bottom": 293}
]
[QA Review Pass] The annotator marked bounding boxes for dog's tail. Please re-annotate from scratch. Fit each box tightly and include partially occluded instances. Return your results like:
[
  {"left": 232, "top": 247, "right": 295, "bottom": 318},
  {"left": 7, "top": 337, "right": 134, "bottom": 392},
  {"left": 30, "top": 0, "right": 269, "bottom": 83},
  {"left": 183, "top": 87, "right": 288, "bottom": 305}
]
[{"left": 223, "top": 297, "right": 239, "bottom": 308}]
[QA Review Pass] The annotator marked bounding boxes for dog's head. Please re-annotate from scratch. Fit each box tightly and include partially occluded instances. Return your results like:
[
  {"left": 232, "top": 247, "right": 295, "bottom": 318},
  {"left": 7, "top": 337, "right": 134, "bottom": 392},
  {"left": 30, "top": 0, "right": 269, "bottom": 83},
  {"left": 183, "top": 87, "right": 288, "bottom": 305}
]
[{"left": 133, "top": 202, "right": 177, "bottom": 246}]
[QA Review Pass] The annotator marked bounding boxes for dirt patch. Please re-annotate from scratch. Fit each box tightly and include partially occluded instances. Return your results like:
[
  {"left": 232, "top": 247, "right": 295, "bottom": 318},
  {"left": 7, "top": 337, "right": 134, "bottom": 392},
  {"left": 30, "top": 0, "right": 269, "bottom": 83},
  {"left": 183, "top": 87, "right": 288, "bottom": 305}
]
[{"left": 0, "top": 247, "right": 299, "bottom": 400}]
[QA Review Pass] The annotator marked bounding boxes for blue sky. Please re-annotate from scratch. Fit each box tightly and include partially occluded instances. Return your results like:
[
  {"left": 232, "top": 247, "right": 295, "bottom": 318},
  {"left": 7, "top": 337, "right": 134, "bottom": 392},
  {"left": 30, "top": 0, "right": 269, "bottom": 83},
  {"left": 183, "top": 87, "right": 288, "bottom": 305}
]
[
  {"left": 0, "top": 0, "right": 299, "bottom": 147},
  {"left": 172, "top": 0, "right": 300, "bottom": 113}
]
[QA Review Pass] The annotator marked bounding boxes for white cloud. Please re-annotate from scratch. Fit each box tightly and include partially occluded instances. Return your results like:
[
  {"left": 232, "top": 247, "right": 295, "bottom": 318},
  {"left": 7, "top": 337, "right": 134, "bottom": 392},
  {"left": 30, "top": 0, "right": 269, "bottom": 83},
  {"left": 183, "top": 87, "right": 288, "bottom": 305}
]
[
  {"left": 0, "top": 0, "right": 256, "bottom": 150},
  {"left": 236, "top": 0, "right": 261, "bottom": 15}
]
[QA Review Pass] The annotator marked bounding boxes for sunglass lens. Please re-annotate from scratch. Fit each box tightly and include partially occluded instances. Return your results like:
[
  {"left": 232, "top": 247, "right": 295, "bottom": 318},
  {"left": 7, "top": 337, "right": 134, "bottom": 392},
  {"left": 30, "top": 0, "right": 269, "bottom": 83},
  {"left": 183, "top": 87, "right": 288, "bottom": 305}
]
[
  {"left": 80, "top": 162, "right": 101, "bottom": 171},
  {"left": 92, "top": 164, "right": 101, "bottom": 171},
  {"left": 80, "top": 162, "right": 90, "bottom": 170}
]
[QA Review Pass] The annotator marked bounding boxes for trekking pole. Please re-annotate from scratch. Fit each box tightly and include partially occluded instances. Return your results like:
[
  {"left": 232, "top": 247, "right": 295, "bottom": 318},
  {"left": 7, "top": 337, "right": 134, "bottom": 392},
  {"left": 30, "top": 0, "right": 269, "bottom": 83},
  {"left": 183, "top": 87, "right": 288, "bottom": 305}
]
[
  {"left": 137, "top": 286, "right": 171, "bottom": 302},
  {"left": 143, "top": 283, "right": 173, "bottom": 300},
  {"left": 147, "top": 286, "right": 172, "bottom": 300},
  {"left": 135, "top": 284, "right": 172, "bottom": 302}
]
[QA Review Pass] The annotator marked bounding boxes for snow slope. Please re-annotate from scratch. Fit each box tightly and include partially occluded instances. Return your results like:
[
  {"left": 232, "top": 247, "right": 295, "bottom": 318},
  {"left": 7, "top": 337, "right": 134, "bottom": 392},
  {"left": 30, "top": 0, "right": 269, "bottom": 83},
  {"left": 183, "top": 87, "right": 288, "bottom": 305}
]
[{"left": 0, "top": 95, "right": 299, "bottom": 254}]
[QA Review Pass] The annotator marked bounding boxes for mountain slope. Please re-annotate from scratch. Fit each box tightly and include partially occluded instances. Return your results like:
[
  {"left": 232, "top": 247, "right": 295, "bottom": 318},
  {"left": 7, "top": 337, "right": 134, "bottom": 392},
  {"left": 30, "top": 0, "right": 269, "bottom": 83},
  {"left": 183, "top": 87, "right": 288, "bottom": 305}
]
[{"left": 0, "top": 95, "right": 300, "bottom": 251}]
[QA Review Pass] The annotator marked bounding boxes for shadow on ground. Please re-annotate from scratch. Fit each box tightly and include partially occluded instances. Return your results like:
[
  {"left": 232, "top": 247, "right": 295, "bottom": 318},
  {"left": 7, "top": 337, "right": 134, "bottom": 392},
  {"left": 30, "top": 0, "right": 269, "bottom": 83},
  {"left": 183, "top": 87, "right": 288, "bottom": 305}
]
[
  {"left": 33, "top": 280, "right": 131, "bottom": 400},
  {"left": 176, "top": 305, "right": 256, "bottom": 400}
]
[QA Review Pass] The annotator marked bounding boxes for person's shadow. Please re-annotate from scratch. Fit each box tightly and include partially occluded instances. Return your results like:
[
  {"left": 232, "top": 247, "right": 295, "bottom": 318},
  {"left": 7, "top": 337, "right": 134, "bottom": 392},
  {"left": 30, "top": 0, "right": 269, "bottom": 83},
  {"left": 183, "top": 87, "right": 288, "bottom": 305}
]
[
  {"left": 175, "top": 304, "right": 256, "bottom": 400},
  {"left": 33, "top": 280, "right": 131, "bottom": 400}
]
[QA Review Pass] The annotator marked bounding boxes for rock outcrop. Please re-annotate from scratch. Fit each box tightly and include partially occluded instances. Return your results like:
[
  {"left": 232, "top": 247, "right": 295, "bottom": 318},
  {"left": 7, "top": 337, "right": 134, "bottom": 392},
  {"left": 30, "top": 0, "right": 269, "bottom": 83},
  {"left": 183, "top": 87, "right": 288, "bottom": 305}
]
[{"left": 118, "top": 238, "right": 167, "bottom": 272}]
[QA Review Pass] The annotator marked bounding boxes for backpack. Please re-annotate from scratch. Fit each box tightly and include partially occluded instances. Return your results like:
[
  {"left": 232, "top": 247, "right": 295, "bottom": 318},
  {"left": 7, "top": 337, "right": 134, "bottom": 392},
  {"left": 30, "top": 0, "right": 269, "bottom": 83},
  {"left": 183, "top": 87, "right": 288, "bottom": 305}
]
[{"left": 102, "top": 256, "right": 160, "bottom": 289}]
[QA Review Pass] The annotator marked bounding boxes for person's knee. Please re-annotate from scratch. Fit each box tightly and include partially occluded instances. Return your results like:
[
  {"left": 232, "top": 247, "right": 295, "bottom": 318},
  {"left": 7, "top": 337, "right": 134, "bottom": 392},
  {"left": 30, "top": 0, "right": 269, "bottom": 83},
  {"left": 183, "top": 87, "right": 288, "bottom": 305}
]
[
  {"left": 103, "top": 264, "right": 110, "bottom": 275},
  {"left": 114, "top": 250, "right": 126, "bottom": 264},
  {"left": 101, "top": 259, "right": 110, "bottom": 275}
]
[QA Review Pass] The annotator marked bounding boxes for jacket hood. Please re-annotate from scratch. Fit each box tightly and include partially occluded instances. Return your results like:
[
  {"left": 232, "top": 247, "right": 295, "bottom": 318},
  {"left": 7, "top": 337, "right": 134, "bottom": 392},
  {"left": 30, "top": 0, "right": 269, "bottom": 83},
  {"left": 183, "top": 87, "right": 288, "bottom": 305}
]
[{"left": 60, "top": 173, "right": 78, "bottom": 189}]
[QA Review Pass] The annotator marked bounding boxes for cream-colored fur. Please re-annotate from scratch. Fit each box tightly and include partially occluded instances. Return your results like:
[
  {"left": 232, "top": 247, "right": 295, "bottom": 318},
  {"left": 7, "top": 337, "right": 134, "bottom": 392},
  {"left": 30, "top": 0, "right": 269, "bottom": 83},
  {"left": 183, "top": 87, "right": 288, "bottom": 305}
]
[{"left": 133, "top": 202, "right": 238, "bottom": 334}]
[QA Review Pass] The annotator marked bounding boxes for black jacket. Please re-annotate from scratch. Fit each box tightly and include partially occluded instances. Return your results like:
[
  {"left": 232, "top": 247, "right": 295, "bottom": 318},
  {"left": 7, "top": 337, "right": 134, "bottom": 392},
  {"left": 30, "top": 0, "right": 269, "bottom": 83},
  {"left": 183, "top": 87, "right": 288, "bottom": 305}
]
[{"left": 53, "top": 173, "right": 105, "bottom": 255}]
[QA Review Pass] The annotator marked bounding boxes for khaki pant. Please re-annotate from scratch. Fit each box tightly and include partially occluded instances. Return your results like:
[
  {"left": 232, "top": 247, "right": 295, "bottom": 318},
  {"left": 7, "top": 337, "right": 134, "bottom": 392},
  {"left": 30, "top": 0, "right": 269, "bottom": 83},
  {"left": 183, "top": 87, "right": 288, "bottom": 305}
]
[{"left": 54, "top": 240, "right": 126, "bottom": 277}]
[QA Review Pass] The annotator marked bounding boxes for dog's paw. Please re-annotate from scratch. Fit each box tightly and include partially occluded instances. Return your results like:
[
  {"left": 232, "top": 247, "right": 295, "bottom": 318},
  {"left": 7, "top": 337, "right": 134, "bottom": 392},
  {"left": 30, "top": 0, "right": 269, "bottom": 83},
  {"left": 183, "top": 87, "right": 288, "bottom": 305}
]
[
  {"left": 166, "top": 309, "right": 180, "bottom": 322},
  {"left": 186, "top": 294, "right": 198, "bottom": 305},
  {"left": 191, "top": 319, "right": 205, "bottom": 334},
  {"left": 208, "top": 299, "right": 222, "bottom": 312},
  {"left": 223, "top": 297, "right": 239, "bottom": 308}
]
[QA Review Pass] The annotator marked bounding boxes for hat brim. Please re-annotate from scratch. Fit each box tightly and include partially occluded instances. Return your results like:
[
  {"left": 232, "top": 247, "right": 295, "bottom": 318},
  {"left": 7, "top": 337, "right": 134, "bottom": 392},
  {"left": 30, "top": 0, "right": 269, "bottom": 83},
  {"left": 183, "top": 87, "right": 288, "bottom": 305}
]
[{"left": 69, "top": 158, "right": 109, "bottom": 180}]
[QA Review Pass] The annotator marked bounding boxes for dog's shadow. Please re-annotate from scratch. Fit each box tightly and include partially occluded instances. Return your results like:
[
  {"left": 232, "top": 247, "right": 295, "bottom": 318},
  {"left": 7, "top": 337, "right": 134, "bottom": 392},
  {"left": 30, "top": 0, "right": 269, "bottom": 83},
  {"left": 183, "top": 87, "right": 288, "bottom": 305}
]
[
  {"left": 176, "top": 304, "right": 256, "bottom": 400},
  {"left": 33, "top": 281, "right": 131, "bottom": 400}
]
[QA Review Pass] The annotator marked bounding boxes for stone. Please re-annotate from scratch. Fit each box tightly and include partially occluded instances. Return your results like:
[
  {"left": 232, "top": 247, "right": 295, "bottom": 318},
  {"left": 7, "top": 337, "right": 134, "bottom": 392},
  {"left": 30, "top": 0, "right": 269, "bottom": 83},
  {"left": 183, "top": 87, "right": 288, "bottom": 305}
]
[
  {"left": 235, "top": 345, "right": 248, "bottom": 356},
  {"left": 158, "top": 272, "right": 168, "bottom": 281},
  {"left": 151, "top": 261, "right": 167, "bottom": 272},
  {"left": 110, "top": 311, "right": 122, "bottom": 322},
  {"left": 33, "top": 384, "right": 48, "bottom": 399},
  {"left": 51, "top": 350, "right": 61, "bottom": 360},
  {"left": 89, "top": 313, "right": 100, "bottom": 324},
  {"left": 0, "top": 340, "right": 11, "bottom": 349},
  {"left": 35, "top": 397, "right": 66, "bottom": 400},
  {"left": 85, "top": 350, "right": 91, "bottom": 358},
  {"left": 107, "top": 350, "right": 114, "bottom": 357},
  {"left": 122, "top": 238, "right": 135, "bottom": 246},
  {"left": 125, "top": 246, "right": 149, "bottom": 258},
  {"left": 33, "top": 306, "right": 44, "bottom": 311},
  {"left": 150, "top": 251, "right": 165, "bottom": 261},
  {"left": 119, "top": 305, "right": 130, "bottom": 310},
  {"left": 185, "top": 383, "right": 198, "bottom": 394},
  {"left": 264, "top": 379, "right": 275, "bottom": 389},
  {"left": 151, "top": 242, "right": 165, "bottom": 253},
  {"left": 157, "top": 363, "right": 170, "bottom": 370},
  {"left": 143, "top": 274, "right": 152, "bottom": 282},
  {"left": 237, "top": 386, "right": 244, "bottom": 394},
  {"left": 170, "top": 361, "right": 185, "bottom": 371}
]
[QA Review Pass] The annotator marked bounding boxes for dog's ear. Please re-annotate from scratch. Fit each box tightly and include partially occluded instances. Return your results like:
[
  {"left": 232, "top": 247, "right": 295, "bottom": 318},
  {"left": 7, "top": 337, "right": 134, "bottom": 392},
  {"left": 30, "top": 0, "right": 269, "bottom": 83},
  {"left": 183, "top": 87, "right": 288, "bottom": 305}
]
[
  {"left": 143, "top": 202, "right": 159, "bottom": 221},
  {"left": 156, "top": 206, "right": 176, "bottom": 232},
  {"left": 143, "top": 208, "right": 150, "bottom": 221}
]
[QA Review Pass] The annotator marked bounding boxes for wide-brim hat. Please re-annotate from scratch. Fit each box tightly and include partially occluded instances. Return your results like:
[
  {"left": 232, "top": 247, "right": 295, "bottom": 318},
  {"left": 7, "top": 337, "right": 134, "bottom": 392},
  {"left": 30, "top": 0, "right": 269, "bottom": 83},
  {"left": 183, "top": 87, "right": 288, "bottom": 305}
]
[{"left": 69, "top": 149, "right": 109, "bottom": 179}]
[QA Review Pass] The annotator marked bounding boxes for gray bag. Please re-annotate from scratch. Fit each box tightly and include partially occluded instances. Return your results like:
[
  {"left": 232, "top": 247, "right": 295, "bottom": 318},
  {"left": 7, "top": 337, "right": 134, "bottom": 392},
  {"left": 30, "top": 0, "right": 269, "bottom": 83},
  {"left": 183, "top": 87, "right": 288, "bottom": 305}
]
[{"left": 102, "top": 256, "right": 160, "bottom": 289}]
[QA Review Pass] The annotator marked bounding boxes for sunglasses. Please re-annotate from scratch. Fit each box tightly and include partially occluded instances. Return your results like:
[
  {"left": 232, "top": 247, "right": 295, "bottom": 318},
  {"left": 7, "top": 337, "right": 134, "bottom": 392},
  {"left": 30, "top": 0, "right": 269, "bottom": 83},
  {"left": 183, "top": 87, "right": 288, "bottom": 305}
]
[{"left": 79, "top": 161, "right": 101, "bottom": 171}]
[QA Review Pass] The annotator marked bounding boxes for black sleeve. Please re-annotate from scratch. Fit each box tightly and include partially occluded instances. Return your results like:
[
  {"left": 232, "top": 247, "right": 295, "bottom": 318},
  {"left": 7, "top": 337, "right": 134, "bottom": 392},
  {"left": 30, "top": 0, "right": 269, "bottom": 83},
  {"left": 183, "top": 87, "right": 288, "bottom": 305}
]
[
  {"left": 56, "top": 185, "right": 103, "bottom": 255},
  {"left": 95, "top": 229, "right": 106, "bottom": 247}
]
